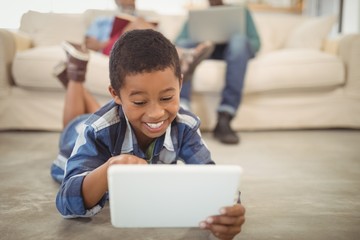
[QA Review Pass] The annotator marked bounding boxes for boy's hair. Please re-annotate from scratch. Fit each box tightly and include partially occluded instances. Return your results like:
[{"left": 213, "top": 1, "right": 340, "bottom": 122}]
[{"left": 109, "top": 29, "right": 182, "bottom": 93}]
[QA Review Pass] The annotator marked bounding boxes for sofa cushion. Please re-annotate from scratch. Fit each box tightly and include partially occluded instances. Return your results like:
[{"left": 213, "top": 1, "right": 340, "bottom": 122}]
[
  {"left": 19, "top": 11, "right": 85, "bottom": 47},
  {"left": 244, "top": 49, "right": 345, "bottom": 93},
  {"left": 12, "top": 46, "right": 110, "bottom": 96},
  {"left": 12, "top": 46, "right": 66, "bottom": 89},
  {"left": 285, "top": 15, "right": 337, "bottom": 50},
  {"left": 253, "top": 14, "right": 337, "bottom": 56},
  {"left": 156, "top": 14, "right": 187, "bottom": 42},
  {"left": 13, "top": 47, "right": 345, "bottom": 96},
  {"left": 253, "top": 13, "right": 305, "bottom": 55},
  {"left": 192, "top": 60, "right": 227, "bottom": 93}
]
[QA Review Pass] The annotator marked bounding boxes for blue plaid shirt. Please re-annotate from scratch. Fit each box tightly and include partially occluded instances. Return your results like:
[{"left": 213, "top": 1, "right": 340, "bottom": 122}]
[{"left": 52, "top": 100, "right": 214, "bottom": 218}]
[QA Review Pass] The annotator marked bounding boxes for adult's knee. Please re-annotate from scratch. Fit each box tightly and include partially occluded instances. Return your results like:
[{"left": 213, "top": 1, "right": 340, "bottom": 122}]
[
  {"left": 228, "top": 33, "right": 250, "bottom": 54},
  {"left": 226, "top": 34, "right": 251, "bottom": 59}
]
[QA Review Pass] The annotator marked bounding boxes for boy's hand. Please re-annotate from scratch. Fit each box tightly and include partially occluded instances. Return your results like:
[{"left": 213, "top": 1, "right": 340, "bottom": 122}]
[
  {"left": 199, "top": 204, "right": 245, "bottom": 240},
  {"left": 108, "top": 154, "right": 148, "bottom": 166},
  {"left": 83, "top": 154, "right": 147, "bottom": 209}
]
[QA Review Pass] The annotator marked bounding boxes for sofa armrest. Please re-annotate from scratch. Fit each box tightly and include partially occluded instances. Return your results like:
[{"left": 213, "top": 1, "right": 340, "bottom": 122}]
[
  {"left": 337, "top": 34, "right": 360, "bottom": 96},
  {"left": 323, "top": 37, "right": 340, "bottom": 55},
  {"left": 12, "top": 30, "right": 33, "bottom": 51},
  {"left": 0, "top": 29, "right": 17, "bottom": 95},
  {"left": 0, "top": 29, "right": 32, "bottom": 96}
]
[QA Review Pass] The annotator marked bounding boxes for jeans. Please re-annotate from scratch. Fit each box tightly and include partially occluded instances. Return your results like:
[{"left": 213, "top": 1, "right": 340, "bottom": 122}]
[{"left": 177, "top": 33, "right": 255, "bottom": 116}]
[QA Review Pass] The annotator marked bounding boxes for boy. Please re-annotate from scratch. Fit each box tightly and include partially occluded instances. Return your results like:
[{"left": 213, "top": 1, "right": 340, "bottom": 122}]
[{"left": 52, "top": 29, "right": 245, "bottom": 240}]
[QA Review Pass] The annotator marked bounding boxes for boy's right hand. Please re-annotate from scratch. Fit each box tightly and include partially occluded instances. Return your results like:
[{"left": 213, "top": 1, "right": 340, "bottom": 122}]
[
  {"left": 108, "top": 154, "right": 148, "bottom": 166},
  {"left": 82, "top": 154, "right": 147, "bottom": 209}
]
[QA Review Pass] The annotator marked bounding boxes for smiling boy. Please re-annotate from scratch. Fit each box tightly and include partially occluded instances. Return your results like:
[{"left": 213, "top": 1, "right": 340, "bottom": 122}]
[{"left": 53, "top": 29, "right": 245, "bottom": 239}]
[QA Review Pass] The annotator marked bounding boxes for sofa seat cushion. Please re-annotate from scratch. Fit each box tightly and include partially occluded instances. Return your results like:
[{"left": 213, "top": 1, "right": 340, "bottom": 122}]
[
  {"left": 12, "top": 47, "right": 345, "bottom": 96},
  {"left": 12, "top": 46, "right": 66, "bottom": 89},
  {"left": 244, "top": 49, "right": 345, "bottom": 93},
  {"left": 12, "top": 46, "right": 111, "bottom": 96},
  {"left": 192, "top": 60, "right": 227, "bottom": 93}
]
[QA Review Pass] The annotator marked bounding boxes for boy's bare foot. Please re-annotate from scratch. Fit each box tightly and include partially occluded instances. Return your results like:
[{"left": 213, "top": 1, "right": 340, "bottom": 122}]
[
  {"left": 179, "top": 41, "right": 214, "bottom": 81},
  {"left": 61, "top": 41, "right": 90, "bottom": 82}
]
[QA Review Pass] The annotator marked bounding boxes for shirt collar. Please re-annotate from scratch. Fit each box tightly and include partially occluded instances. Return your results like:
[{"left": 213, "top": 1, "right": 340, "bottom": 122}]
[
  {"left": 163, "top": 124, "right": 174, "bottom": 152},
  {"left": 120, "top": 113, "right": 134, "bottom": 154}
]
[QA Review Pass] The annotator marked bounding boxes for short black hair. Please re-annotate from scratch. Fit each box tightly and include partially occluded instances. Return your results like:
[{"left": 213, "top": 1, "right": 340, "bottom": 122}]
[{"left": 109, "top": 29, "right": 181, "bottom": 94}]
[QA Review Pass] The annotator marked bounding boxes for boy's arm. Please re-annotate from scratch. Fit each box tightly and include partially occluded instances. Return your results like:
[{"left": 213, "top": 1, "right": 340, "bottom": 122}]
[
  {"left": 55, "top": 126, "right": 111, "bottom": 218},
  {"left": 56, "top": 124, "right": 148, "bottom": 218}
]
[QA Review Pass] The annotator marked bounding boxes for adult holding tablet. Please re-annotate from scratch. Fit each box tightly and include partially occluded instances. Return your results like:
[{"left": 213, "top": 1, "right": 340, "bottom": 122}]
[{"left": 176, "top": 0, "right": 261, "bottom": 145}]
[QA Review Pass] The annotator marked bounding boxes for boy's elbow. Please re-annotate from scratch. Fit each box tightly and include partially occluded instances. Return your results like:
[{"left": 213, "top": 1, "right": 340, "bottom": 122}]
[
  {"left": 55, "top": 180, "right": 88, "bottom": 218},
  {"left": 56, "top": 188, "right": 85, "bottom": 218},
  {"left": 56, "top": 193, "right": 102, "bottom": 218},
  {"left": 55, "top": 184, "right": 104, "bottom": 218}
]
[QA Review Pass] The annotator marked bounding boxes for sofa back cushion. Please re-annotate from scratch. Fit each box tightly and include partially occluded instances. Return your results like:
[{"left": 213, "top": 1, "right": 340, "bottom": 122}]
[
  {"left": 253, "top": 13, "right": 304, "bottom": 55},
  {"left": 244, "top": 49, "right": 345, "bottom": 93},
  {"left": 20, "top": 11, "right": 85, "bottom": 47},
  {"left": 284, "top": 15, "right": 337, "bottom": 50},
  {"left": 253, "top": 13, "right": 337, "bottom": 55},
  {"left": 19, "top": 10, "right": 186, "bottom": 47}
]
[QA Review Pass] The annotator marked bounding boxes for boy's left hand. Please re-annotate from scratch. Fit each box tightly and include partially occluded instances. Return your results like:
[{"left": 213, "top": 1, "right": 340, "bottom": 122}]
[{"left": 199, "top": 204, "right": 245, "bottom": 240}]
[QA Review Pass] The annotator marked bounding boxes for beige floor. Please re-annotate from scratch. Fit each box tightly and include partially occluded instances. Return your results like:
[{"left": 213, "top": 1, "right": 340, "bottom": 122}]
[{"left": 0, "top": 129, "right": 359, "bottom": 240}]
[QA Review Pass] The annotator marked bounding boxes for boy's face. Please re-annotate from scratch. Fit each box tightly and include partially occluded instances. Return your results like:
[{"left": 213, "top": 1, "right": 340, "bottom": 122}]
[{"left": 110, "top": 67, "right": 182, "bottom": 147}]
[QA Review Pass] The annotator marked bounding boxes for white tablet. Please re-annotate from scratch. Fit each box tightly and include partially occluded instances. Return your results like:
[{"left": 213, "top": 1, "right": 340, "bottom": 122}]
[{"left": 107, "top": 164, "right": 242, "bottom": 228}]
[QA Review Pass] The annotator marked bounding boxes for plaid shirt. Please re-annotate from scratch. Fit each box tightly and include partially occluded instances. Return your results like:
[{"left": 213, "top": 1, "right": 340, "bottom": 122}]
[{"left": 53, "top": 100, "right": 214, "bottom": 218}]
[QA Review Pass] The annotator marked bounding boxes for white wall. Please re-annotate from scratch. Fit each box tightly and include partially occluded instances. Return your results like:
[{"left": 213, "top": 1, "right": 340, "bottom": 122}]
[
  {"left": 2, "top": 0, "right": 359, "bottom": 32},
  {"left": 0, "top": 0, "right": 111, "bottom": 29},
  {"left": 342, "top": 0, "right": 360, "bottom": 33}
]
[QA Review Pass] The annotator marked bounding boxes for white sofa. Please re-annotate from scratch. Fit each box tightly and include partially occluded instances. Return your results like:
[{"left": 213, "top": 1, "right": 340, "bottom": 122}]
[{"left": 1, "top": 9, "right": 360, "bottom": 131}]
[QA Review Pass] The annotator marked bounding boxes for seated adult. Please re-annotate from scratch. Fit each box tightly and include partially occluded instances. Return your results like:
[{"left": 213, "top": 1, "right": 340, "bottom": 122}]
[{"left": 175, "top": 0, "right": 261, "bottom": 144}]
